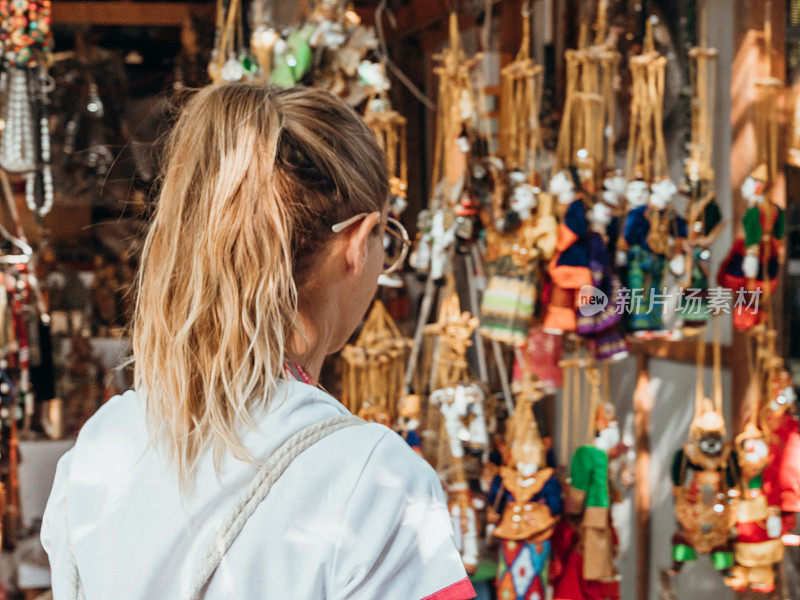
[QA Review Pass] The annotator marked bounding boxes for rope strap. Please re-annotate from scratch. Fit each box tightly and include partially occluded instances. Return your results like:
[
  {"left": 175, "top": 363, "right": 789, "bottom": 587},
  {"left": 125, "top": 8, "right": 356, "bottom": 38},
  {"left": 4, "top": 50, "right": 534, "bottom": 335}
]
[
  {"left": 186, "top": 414, "right": 363, "bottom": 600},
  {"left": 65, "top": 413, "right": 363, "bottom": 600}
]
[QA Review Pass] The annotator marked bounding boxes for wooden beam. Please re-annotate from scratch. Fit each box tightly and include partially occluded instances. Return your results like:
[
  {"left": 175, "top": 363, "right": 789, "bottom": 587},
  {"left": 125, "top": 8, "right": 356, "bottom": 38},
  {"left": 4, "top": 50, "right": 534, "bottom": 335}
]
[
  {"left": 627, "top": 337, "right": 734, "bottom": 367},
  {"left": 51, "top": 1, "right": 215, "bottom": 27},
  {"left": 633, "top": 353, "right": 652, "bottom": 600}
]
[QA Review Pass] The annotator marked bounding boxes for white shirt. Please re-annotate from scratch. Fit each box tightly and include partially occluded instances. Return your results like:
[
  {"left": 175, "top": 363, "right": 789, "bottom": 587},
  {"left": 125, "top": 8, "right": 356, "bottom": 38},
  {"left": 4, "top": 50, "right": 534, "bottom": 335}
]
[{"left": 41, "top": 380, "right": 475, "bottom": 600}]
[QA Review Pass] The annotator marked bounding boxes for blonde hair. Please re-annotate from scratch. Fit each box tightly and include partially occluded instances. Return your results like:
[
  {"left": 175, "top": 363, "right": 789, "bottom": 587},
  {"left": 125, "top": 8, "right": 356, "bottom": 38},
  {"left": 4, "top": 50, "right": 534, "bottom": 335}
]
[{"left": 133, "top": 83, "right": 388, "bottom": 488}]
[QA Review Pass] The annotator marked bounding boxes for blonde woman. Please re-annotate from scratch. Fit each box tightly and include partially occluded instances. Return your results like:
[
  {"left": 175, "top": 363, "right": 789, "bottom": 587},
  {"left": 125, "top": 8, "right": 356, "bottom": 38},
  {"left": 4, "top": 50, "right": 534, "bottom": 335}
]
[{"left": 41, "top": 84, "right": 475, "bottom": 600}]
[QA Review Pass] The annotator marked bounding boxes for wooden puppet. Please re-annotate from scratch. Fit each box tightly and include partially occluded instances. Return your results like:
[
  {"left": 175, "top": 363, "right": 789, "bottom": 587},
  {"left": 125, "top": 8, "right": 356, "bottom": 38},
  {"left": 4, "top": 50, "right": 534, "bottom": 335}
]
[
  {"left": 575, "top": 201, "right": 628, "bottom": 361},
  {"left": 448, "top": 480, "right": 480, "bottom": 574},
  {"left": 542, "top": 171, "right": 592, "bottom": 335},
  {"left": 718, "top": 164, "right": 784, "bottom": 330},
  {"left": 719, "top": 6, "right": 784, "bottom": 331},
  {"left": 674, "top": 16, "right": 725, "bottom": 330},
  {"left": 671, "top": 398, "right": 735, "bottom": 575},
  {"left": 480, "top": 175, "right": 557, "bottom": 345},
  {"left": 725, "top": 422, "right": 784, "bottom": 594},
  {"left": 759, "top": 368, "right": 800, "bottom": 544},
  {"left": 552, "top": 401, "right": 621, "bottom": 600},
  {"left": 622, "top": 177, "right": 687, "bottom": 334},
  {"left": 488, "top": 376, "right": 562, "bottom": 600},
  {"left": 340, "top": 301, "right": 411, "bottom": 423},
  {"left": 671, "top": 326, "right": 735, "bottom": 578}
]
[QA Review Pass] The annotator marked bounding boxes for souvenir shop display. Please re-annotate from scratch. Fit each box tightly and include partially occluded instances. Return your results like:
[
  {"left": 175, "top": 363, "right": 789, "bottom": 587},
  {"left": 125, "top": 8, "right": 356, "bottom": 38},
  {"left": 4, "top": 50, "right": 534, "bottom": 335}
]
[{"left": 3, "top": 1, "right": 800, "bottom": 598}]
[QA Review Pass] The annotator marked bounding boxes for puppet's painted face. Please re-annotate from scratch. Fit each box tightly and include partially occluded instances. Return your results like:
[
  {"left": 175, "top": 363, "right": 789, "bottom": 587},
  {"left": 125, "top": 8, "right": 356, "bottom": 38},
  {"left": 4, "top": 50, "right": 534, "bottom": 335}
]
[
  {"left": 740, "top": 436, "right": 768, "bottom": 465},
  {"left": 510, "top": 184, "right": 537, "bottom": 219},
  {"left": 594, "top": 421, "right": 621, "bottom": 452},
  {"left": 699, "top": 432, "right": 724, "bottom": 456},
  {"left": 550, "top": 171, "right": 576, "bottom": 205},
  {"left": 590, "top": 202, "right": 612, "bottom": 227},
  {"left": 741, "top": 176, "right": 765, "bottom": 204},
  {"left": 771, "top": 384, "right": 796, "bottom": 413},
  {"left": 512, "top": 438, "right": 543, "bottom": 477},
  {"left": 604, "top": 174, "right": 628, "bottom": 199},
  {"left": 626, "top": 180, "right": 649, "bottom": 207},
  {"left": 649, "top": 179, "right": 677, "bottom": 210}
]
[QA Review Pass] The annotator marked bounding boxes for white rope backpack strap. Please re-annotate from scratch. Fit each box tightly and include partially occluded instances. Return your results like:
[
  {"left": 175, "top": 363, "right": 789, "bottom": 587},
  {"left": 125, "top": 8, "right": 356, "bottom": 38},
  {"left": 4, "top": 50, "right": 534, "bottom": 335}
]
[
  {"left": 184, "top": 414, "right": 364, "bottom": 600},
  {"left": 66, "top": 524, "right": 86, "bottom": 600}
]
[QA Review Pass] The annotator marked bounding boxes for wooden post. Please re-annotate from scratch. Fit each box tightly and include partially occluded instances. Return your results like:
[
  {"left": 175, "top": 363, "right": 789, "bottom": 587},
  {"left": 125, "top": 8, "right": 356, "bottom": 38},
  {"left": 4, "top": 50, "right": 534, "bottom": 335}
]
[{"left": 633, "top": 353, "right": 652, "bottom": 600}]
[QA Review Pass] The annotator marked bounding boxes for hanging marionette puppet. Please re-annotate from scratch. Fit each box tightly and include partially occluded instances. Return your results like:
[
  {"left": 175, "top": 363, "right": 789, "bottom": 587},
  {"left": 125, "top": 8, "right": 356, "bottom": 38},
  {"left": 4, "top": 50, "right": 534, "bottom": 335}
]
[
  {"left": 758, "top": 366, "right": 800, "bottom": 572},
  {"left": 340, "top": 300, "right": 411, "bottom": 426},
  {"left": 719, "top": 4, "right": 783, "bottom": 331},
  {"left": 542, "top": 170, "right": 592, "bottom": 335},
  {"left": 480, "top": 3, "right": 555, "bottom": 346},
  {"left": 673, "top": 14, "right": 725, "bottom": 331},
  {"left": 552, "top": 394, "right": 622, "bottom": 600},
  {"left": 670, "top": 322, "right": 736, "bottom": 579},
  {"left": 487, "top": 372, "right": 562, "bottom": 600},
  {"left": 718, "top": 164, "right": 784, "bottom": 330},
  {"left": 425, "top": 284, "right": 487, "bottom": 573},
  {"left": 724, "top": 421, "right": 784, "bottom": 594},
  {"left": 481, "top": 173, "right": 558, "bottom": 346},
  {"left": 575, "top": 198, "right": 628, "bottom": 361},
  {"left": 621, "top": 176, "right": 688, "bottom": 335}
]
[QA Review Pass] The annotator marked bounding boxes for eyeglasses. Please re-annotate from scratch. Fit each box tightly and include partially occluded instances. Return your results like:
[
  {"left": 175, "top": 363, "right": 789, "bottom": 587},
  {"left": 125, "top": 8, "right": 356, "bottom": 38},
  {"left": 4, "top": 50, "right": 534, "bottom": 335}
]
[{"left": 331, "top": 212, "right": 411, "bottom": 275}]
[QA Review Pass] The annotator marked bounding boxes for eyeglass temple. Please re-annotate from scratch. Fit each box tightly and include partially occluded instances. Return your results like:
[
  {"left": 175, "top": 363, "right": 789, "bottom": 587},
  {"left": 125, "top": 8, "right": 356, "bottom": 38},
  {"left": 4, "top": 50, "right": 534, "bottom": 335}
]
[{"left": 331, "top": 212, "right": 370, "bottom": 234}]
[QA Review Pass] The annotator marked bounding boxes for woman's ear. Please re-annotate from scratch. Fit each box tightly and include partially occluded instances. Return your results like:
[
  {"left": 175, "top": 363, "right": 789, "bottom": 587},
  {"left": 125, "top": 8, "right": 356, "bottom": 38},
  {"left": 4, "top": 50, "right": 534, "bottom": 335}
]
[{"left": 345, "top": 211, "right": 381, "bottom": 275}]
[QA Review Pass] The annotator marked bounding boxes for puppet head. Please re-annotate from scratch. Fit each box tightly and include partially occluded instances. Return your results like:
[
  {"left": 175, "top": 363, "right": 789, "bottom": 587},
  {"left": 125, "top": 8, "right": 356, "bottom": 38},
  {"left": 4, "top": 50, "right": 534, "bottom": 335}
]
[
  {"left": 626, "top": 178, "right": 650, "bottom": 208},
  {"left": 649, "top": 177, "right": 678, "bottom": 211},
  {"left": 735, "top": 422, "right": 769, "bottom": 482},
  {"left": 760, "top": 368, "right": 796, "bottom": 431},
  {"left": 509, "top": 183, "right": 538, "bottom": 221},
  {"left": 593, "top": 402, "right": 621, "bottom": 453},
  {"left": 741, "top": 163, "right": 769, "bottom": 205},
  {"left": 690, "top": 398, "right": 727, "bottom": 456},
  {"left": 549, "top": 170, "right": 576, "bottom": 205},
  {"left": 590, "top": 201, "right": 613, "bottom": 230},
  {"left": 602, "top": 171, "right": 627, "bottom": 207}
]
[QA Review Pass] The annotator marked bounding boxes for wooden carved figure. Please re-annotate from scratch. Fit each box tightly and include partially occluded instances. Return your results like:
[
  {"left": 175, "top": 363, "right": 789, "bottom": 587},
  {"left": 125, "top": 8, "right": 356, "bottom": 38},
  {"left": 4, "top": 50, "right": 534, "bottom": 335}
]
[
  {"left": 725, "top": 423, "right": 784, "bottom": 594},
  {"left": 553, "top": 401, "right": 621, "bottom": 600},
  {"left": 341, "top": 300, "right": 411, "bottom": 423},
  {"left": 488, "top": 376, "right": 562, "bottom": 600}
]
